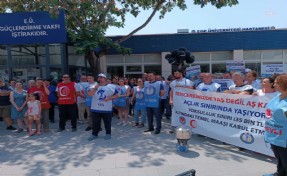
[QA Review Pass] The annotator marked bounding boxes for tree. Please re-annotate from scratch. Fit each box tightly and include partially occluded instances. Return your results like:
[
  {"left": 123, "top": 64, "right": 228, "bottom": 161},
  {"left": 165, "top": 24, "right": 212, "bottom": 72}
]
[{"left": 0, "top": 0, "right": 238, "bottom": 75}]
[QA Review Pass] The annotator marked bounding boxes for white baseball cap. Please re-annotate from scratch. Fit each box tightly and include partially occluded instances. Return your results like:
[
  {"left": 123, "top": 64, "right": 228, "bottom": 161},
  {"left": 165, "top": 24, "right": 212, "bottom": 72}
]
[{"left": 98, "top": 73, "right": 107, "bottom": 79}]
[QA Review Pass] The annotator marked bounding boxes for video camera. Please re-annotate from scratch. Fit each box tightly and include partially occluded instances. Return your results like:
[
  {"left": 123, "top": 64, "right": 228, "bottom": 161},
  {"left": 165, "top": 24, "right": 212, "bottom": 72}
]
[{"left": 165, "top": 48, "right": 195, "bottom": 66}]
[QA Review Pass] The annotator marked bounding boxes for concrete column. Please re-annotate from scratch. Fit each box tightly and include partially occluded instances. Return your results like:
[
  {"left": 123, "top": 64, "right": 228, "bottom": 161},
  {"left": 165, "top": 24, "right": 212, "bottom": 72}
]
[
  {"left": 161, "top": 52, "right": 172, "bottom": 78},
  {"left": 233, "top": 50, "right": 243, "bottom": 60}
]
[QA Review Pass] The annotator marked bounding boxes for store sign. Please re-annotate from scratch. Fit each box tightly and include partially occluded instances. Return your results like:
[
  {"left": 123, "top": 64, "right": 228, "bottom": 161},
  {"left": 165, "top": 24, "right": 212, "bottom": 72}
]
[
  {"left": 191, "top": 26, "right": 275, "bottom": 33},
  {"left": 0, "top": 11, "right": 66, "bottom": 44},
  {"left": 261, "top": 64, "right": 286, "bottom": 77},
  {"left": 226, "top": 60, "right": 245, "bottom": 72}
]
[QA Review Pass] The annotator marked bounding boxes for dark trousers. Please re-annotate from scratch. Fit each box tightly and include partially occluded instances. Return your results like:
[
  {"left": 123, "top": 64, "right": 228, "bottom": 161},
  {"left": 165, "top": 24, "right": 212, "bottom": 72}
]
[
  {"left": 146, "top": 107, "right": 162, "bottom": 131},
  {"left": 165, "top": 96, "right": 172, "bottom": 117},
  {"left": 92, "top": 112, "right": 112, "bottom": 136},
  {"left": 49, "top": 102, "right": 57, "bottom": 122},
  {"left": 58, "top": 103, "right": 77, "bottom": 129},
  {"left": 271, "top": 144, "right": 287, "bottom": 176},
  {"left": 160, "top": 99, "right": 166, "bottom": 115}
]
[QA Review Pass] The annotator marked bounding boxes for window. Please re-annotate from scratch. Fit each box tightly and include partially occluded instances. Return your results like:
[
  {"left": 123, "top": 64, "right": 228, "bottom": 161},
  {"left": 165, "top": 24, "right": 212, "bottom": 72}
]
[
  {"left": 212, "top": 63, "right": 226, "bottom": 73},
  {"left": 211, "top": 52, "right": 232, "bottom": 61},
  {"left": 125, "top": 55, "right": 142, "bottom": 63},
  {"left": 107, "top": 66, "right": 124, "bottom": 77},
  {"left": 144, "top": 65, "right": 161, "bottom": 74},
  {"left": 126, "top": 66, "right": 142, "bottom": 73},
  {"left": 144, "top": 54, "right": 161, "bottom": 64},
  {"left": 243, "top": 50, "right": 261, "bottom": 60},
  {"left": 284, "top": 50, "right": 287, "bottom": 62},
  {"left": 106, "top": 55, "right": 123, "bottom": 64},
  {"left": 245, "top": 62, "right": 261, "bottom": 74},
  {"left": 50, "top": 55, "right": 62, "bottom": 65},
  {"left": 262, "top": 50, "right": 283, "bottom": 61},
  {"left": 193, "top": 52, "right": 210, "bottom": 61},
  {"left": 69, "top": 55, "right": 85, "bottom": 66}
]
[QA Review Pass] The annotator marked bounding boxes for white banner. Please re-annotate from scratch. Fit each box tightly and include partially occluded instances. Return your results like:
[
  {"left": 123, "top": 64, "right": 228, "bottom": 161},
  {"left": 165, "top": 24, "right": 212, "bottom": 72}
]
[{"left": 172, "top": 87, "right": 274, "bottom": 156}]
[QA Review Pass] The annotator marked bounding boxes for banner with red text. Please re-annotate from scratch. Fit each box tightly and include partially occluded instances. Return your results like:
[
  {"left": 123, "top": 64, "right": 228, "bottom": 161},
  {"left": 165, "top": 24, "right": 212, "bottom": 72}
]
[{"left": 172, "top": 87, "right": 274, "bottom": 156}]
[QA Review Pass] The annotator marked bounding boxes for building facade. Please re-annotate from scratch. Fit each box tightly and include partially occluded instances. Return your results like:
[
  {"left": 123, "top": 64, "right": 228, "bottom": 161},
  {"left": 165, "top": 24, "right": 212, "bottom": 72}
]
[{"left": 1, "top": 29, "right": 287, "bottom": 82}]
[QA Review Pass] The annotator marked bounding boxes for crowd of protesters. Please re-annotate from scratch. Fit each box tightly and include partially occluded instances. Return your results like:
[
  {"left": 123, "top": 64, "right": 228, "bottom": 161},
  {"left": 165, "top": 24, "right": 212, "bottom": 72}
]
[
  {"left": 0, "top": 69, "right": 280, "bottom": 135},
  {"left": 1, "top": 68, "right": 286, "bottom": 175},
  {"left": 0, "top": 69, "right": 279, "bottom": 136}
]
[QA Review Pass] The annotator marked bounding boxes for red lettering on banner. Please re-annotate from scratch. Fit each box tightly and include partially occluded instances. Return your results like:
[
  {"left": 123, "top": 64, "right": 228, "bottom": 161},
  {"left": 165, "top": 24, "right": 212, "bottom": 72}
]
[
  {"left": 265, "top": 126, "right": 283, "bottom": 135},
  {"left": 226, "top": 98, "right": 244, "bottom": 105},
  {"left": 175, "top": 92, "right": 212, "bottom": 101},
  {"left": 246, "top": 101, "right": 256, "bottom": 108},
  {"left": 258, "top": 102, "right": 267, "bottom": 108}
]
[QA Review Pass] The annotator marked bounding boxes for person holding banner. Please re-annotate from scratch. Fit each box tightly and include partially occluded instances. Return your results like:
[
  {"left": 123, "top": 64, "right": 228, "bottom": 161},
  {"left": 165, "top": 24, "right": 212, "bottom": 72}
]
[
  {"left": 264, "top": 74, "right": 287, "bottom": 176},
  {"left": 225, "top": 72, "right": 253, "bottom": 95},
  {"left": 196, "top": 73, "right": 221, "bottom": 92},
  {"left": 245, "top": 70, "right": 262, "bottom": 91},
  {"left": 144, "top": 72, "right": 165, "bottom": 134},
  {"left": 114, "top": 78, "right": 130, "bottom": 126},
  {"left": 169, "top": 68, "right": 194, "bottom": 133},
  {"left": 252, "top": 76, "right": 278, "bottom": 99}
]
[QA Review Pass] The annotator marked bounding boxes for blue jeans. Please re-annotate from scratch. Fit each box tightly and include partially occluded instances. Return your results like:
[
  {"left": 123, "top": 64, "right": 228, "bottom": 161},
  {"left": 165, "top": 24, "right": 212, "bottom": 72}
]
[
  {"left": 146, "top": 107, "right": 162, "bottom": 131},
  {"left": 134, "top": 109, "right": 146, "bottom": 124}
]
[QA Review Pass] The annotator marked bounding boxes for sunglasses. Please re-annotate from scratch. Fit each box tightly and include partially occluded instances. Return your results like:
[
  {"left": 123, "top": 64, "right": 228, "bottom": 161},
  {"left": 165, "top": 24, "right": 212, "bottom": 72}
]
[{"left": 62, "top": 76, "right": 69, "bottom": 78}]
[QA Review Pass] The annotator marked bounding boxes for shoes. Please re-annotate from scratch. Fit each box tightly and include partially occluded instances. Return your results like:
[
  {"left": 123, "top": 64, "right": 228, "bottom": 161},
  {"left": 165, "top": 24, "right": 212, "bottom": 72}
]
[
  {"left": 169, "top": 130, "right": 174, "bottom": 134},
  {"left": 6, "top": 126, "right": 16, "bottom": 130},
  {"left": 87, "top": 135, "right": 98, "bottom": 141},
  {"left": 56, "top": 128, "right": 65, "bottom": 132},
  {"left": 71, "top": 128, "right": 77, "bottom": 132},
  {"left": 117, "top": 122, "right": 122, "bottom": 126},
  {"left": 17, "top": 128, "right": 23, "bottom": 133},
  {"left": 133, "top": 123, "right": 139, "bottom": 127},
  {"left": 36, "top": 131, "right": 41, "bottom": 135},
  {"left": 144, "top": 129, "right": 154, "bottom": 132},
  {"left": 105, "top": 134, "right": 111, "bottom": 140},
  {"left": 44, "top": 129, "right": 49, "bottom": 133},
  {"left": 138, "top": 123, "right": 144, "bottom": 128},
  {"left": 85, "top": 127, "right": 92, "bottom": 131},
  {"left": 122, "top": 122, "right": 127, "bottom": 126},
  {"left": 155, "top": 130, "right": 160, "bottom": 134},
  {"left": 29, "top": 131, "right": 34, "bottom": 136}
]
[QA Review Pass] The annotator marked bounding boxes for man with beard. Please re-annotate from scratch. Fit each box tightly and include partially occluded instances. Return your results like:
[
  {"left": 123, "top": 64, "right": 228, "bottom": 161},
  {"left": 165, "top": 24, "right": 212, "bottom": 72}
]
[
  {"left": 169, "top": 68, "right": 194, "bottom": 133},
  {"left": 143, "top": 72, "right": 165, "bottom": 134}
]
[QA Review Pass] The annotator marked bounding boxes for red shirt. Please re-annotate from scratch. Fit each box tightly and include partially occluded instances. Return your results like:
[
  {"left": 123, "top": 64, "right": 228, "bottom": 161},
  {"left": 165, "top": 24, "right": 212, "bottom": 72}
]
[
  {"left": 57, "top": 82, "right": 77, "bottom": 105},
  {"left": 28, "top": 86, "right": 51, "bottom": 109}
]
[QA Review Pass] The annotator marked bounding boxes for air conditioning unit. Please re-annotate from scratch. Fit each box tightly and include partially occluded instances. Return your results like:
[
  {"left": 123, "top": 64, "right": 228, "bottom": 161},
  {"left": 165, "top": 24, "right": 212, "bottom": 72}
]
[{"left": 177, "top": 29, "right": 189, "bottom": 33}]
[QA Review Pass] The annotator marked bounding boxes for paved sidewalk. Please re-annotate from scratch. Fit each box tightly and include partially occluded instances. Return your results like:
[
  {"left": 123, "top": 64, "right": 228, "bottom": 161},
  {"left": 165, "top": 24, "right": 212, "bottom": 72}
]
[{"left": 0, "top": 116, "right": 276, "bottom": 176}]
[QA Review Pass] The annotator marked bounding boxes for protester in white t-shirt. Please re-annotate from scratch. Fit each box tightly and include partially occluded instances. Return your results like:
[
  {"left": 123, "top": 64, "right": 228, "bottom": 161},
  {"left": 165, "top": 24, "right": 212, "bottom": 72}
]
[
  {"left": 225, "top": 72, "right": 253, "bottom": 95},
  {"left": 252, "top": 76, "right": 278, "bottom": 99},
  {"left": 169, "top": 68, "right": 194, "bottom": 133},
  {"left": 245, "top": 70, "right": 262, "bottom": 91},
  {"left": 196, "top": 73, "right": 221, "bottom": 92}
]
